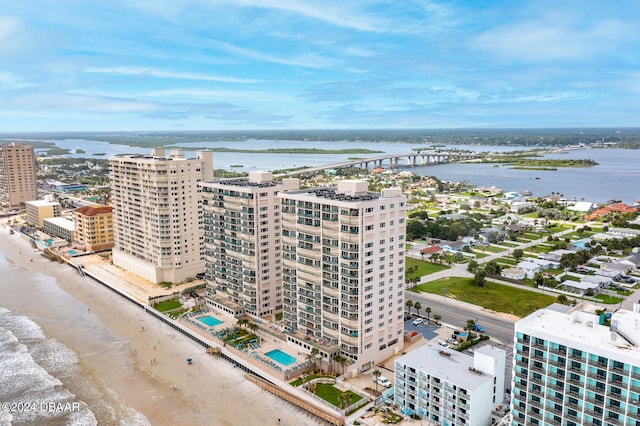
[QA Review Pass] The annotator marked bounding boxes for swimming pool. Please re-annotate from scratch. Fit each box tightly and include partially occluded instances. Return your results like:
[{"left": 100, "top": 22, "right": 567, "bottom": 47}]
[
  {"left": 264, "top": 349, "right": 296, "bottom": 366},
  {"left": 197, "top": 315, "right": 223, "bottom": 327}
]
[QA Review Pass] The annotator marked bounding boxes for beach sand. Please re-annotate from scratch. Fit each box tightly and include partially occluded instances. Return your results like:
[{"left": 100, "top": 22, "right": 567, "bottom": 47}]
[{"left": 0, "top": 223, "right": 324, "bottom": 426}]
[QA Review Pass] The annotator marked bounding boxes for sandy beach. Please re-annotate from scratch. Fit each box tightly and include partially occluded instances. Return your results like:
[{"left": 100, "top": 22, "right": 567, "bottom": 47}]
[{"left": 0, "top": 222, "right": 325, "bottom": 426}]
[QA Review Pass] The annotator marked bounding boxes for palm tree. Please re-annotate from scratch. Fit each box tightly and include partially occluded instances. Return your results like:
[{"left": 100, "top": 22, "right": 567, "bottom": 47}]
[
  {"left": 425, "top": 307, "right": 431, "bottom": 321},
  {"left": 414, "top": 302, "right": 421, "bottom": 317},
  {"left": 337, "top": 355, "right": 348, "bottom": 375},
  {"left": 433, "top": 313, "right": 442, "bottom": 324},
  {"left": 236, "top": 318, "right": 248, "bottom": 330},
  {"left": 248, "top": 322, "right": 258, "bottom": 333},
  {"left": 331, "top": 353, "right": 340, "bottom": 374},
  {"left": 466, "top": 319, "right": 476, "bottom": 331},
  {"left": 310, "top": 347, "right": 320, "bottom": 371},
  {"left": 405, "top": 299, "right": 413, "bottom": 314},
  {"left": 372, "top": 369, "right": 381, "bottom": 393}
]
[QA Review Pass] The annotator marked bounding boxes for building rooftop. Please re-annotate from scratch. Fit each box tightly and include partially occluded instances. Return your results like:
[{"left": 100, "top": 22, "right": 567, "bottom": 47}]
[
  {"left": 287, "top": 186, "right": 380, "bottom": 202},
  {"left": 395, "top": 343, "right": 495, "bottom": 391},
  {"left": 26, "top": 199, "right": 60, "bottom": 207},
  {"left": 43, "top": 216, "right": 75, "bottom": 231},
  {"left": 75, "top": 205, "right": 113, "bottom": 216},
  {"left": 516, "top": 304, "right": 640, "bottom": 364}
]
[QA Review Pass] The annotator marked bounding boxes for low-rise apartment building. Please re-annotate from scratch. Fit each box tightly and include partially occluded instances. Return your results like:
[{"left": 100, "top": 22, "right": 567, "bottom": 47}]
[{"left": 394, "top": 343, "right": 506, "bottom": 426}]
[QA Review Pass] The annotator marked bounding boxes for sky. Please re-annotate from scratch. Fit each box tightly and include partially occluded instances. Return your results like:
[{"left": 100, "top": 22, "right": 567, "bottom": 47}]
[{"left": 1, "top": 0, "right": 639, "bottom": 132}]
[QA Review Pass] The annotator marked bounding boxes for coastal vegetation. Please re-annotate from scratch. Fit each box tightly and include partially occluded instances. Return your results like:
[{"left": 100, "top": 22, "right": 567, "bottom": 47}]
[
  {"left": 483, "top": 158, "right": 598, "bottom": 168},
  {"left": 7, "top": 128, "right": 640, "bottom": 148},
  {"left": 45, "top": 148, "right": 72, "bottom": 155},
  {"left": 75, "top": 149, "right": 85, "bottom": 154}
]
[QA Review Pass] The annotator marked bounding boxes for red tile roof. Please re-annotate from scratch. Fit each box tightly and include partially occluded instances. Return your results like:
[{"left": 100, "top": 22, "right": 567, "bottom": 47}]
[
  {"left": 420, "top": 246, "right": 442, "bottom": 254},
  {"left": 75, "top": 205, "right": 112, "bottom": 216}
]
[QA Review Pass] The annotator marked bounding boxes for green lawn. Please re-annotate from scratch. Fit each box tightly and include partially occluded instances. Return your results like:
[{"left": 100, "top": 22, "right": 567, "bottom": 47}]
[
  {"left": 314, "top": 383, "right": 363, "bottom": 408},
  {"left": 480, "top": 245, "right": 506, "bottom": 253},
  {"left": 496, "top": 257, "right": 517, "bottom": 265},
  {"left": 412, "top": 277, "right": 556, "bottom": 317},
  {"left": 594, "top": 294, "right": 622, "bottom": 305},
  {"left": 154, "top": 300, "right": 182, "bottom": 312},
  {"left": 290, "top": 374, "right": 334, "bottom": 387},
  {"left": 498, "top": 242, "right": 520, "bottom": 247},
  {"left": 471, "top": 251, "right": 489, "bottom": 259},
  {"left": 406, "top": 258, "right": 450, "bottom": 279}
]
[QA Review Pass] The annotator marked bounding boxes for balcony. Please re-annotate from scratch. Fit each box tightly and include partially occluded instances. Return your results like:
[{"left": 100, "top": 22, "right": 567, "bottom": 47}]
[
  {"left": 528, "top": 399, "right": 543, "bottom": 409},
  {"left": 607, "top": 404, "right": 627, "bottom": 416}
]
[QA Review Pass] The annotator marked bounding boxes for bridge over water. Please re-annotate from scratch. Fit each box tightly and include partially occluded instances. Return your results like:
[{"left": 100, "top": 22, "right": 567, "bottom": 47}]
[{"left": 283, "top": 150, "right": 484, "bottom": 176}]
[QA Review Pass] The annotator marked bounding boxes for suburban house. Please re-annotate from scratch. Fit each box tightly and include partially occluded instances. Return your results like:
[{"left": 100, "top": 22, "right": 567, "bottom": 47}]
[
  {"left": 618, "top": 253, "right": 640, "bottom": 271},
  {"left": 566, "top": 201, "right": 595, "bottom": 213},
  {"left": 419, "top": 245, "right": 443, "bottom": 258},
  {"left": 516, "top": 260, "right": 541, "bottom": 279},
  {"left": 530, "top": 258, "right": 560, "bottom": 270},
  {"left": 603, "top": 262, "right": 634, "bottom": 275},
  {"left": 559, "top": 279, "right": 601, "bottom": 296},
  {"left": 501, "top": 267, "right": 526, "bottom": 280}
]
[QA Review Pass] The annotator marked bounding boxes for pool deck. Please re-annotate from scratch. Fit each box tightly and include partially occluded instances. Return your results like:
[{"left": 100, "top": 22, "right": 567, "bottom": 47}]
[{"left": 179, "top": 314, "right": 310, "bottom": 379}]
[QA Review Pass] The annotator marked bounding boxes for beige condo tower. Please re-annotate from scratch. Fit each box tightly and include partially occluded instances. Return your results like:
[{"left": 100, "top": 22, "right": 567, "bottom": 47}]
[{"left": 109, "top": 148, "right": 213, "bottom": 284}]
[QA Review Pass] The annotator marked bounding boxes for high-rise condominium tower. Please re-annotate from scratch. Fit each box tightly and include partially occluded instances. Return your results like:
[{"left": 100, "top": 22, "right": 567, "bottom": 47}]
[
  {"left": 200, "top": 171, "right": 299, "bottom": 319},
  {"left": 279, "top": 180, "right": 407, "bottom": 373},
  {"left": 109, "top": 149, "right": 213, "bottom": 284},
  {"left": 0, "top": 143, "right": 38, "bottom": 208}
]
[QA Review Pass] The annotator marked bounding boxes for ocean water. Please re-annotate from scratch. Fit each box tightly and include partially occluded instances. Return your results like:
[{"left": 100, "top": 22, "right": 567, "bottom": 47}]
[
  {"left": 0, "top": 307, "right": 97, "bottom": 426},
  {"left": 0, "top": 249, "right": 150, "bottom": 426}
]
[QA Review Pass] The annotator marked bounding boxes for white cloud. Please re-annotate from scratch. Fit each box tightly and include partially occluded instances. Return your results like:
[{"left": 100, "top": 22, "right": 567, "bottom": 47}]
[
  {"left": 0, "top": 16, "right": 21, "bottom": 41},
  {"left": 0, "top": 72, "right": 33, "bottom": 89},
  {"left": 473, "top": 18, "right": 628, "bottom": 62},
  {"left": 210, "top": 40, "right": 339, "bottom": 69},
  {"left": 217, "top": 0, "right": 385, "bottom": 32},
  {"left": 84, "top": 66, "right": 260, "bottom": 84}
]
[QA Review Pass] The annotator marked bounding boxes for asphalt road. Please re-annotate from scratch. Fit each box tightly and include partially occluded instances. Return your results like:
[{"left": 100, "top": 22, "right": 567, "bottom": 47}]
[{"left": 405, "top": 292, "right": 516, "bottom": 346}]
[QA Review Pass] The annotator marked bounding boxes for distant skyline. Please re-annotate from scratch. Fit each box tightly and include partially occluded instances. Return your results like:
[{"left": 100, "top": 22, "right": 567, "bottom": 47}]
[{"left": 1, "top": 1, "right": 639, "bottom": 132}]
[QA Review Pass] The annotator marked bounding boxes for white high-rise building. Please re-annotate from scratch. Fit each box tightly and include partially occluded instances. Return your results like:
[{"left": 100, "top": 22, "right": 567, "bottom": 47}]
[
  {"left": 394, "top": 343, "right": 506, "bottom": 426},
  {"left": 200, "top": 172, "right": 299, "bottom": 319},
  {"left": 279, "top": 180, "right": 406, "bottom": 373},
  {"left": 109, "top": 149, "right": 213, "bottom": 284},
  {"left": 511, "top": 303, "right": 640, "bottom": 426}
]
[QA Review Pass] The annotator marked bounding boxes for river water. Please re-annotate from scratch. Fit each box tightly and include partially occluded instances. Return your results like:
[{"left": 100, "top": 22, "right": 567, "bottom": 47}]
[{"left": 41, "top": 139, "right": 640, "bottom": 204}]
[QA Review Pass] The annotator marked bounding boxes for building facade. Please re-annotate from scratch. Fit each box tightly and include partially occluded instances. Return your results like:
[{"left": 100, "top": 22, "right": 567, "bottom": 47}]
[
  {"left": 200, "top": 172, "right": 299, "bottom": 319},
  {"left": 109, "top": 149, "right": 213, "bottom": 284},
  {"left": 511, "top": 304, "right": 640, "bottom": 426},
  {"left": 394, "top": 343, "right": 506, "bottom": 426},
  {"left": 0, "top": 143, "right": 38, "bottom": 209},
  {"left": 43, "top": 217, "right": 75, "bottom": 241},
  {"left": 279, "top": 180, "right": 407, "bottom": 373},
  {"left": 25, "top": 196, "right": 61, "bottom": 228},
  {"left": 73, "top": 205, "right": 114, "bottom": 251}
]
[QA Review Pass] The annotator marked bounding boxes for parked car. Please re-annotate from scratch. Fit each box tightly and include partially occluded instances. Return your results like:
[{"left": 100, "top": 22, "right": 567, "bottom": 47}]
[
  {"left": 412, "top": 318, "right": 424, "bottom": 326},
  {"left": 375, "top": 376, "right": 392, "bottom": 388},
  {"left": 471, "top": 323, "right": 485, "bottom": 332}
]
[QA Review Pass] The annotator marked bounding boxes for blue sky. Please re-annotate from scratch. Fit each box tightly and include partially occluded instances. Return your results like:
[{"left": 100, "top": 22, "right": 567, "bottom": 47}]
[{"left": 1, "top": 0, "right": 639, "bottom": 131}]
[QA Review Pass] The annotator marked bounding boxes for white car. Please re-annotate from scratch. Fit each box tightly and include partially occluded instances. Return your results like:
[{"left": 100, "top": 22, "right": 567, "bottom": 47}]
[
  {"left": 412, "top": 318, "right": 424, "bottom": 326},
  {"left": 375, "top": 376, "right": 392, "bottom": 388}
]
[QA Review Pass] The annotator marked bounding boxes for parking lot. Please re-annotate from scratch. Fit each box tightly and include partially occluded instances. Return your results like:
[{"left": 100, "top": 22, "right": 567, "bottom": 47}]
[{"left": 403, "top": 317, "right": 438, "bottom": 340}]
